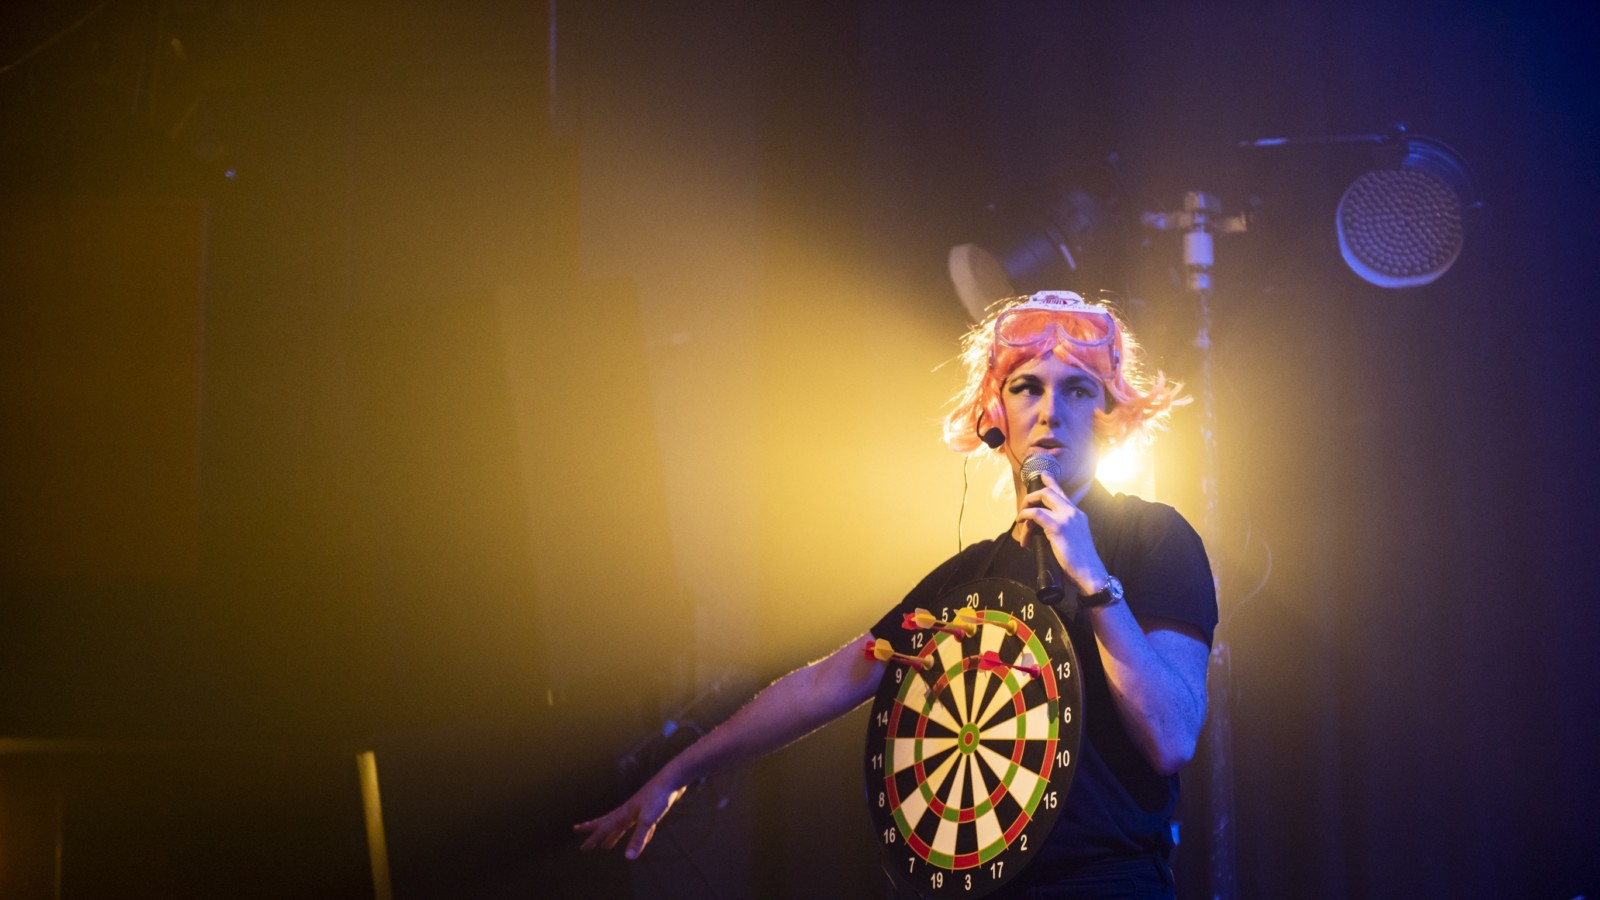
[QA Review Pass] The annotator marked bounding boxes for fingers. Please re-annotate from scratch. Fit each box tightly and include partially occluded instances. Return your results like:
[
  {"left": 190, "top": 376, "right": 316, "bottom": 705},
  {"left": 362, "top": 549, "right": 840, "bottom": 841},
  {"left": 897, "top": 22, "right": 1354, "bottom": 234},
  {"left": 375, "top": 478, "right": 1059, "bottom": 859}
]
[
  {"left": 1020, "top": 473, "right": 1068, "bottom": 509},
  {"left": 574, "top": 781, "right": 685, "bottom": 859},
  {"left": 626, "top": 821, "right": 658, "bottom": 859},
  {"left": 573, "top": 809, "right": 636, "bottom": 852},
  {"left": 572, "top": 821, "right": 602, "bottom": 851},
  {"left": 573, "top": 800, "right": 668, "bottom": 858},
  {"left": 1039, "top": 473, "right": 1072, "bottom": 504},
  {"left": 1016, "top": 504, "right": 1071, "bottom": 531},
  {"left": 1017, "top": 491, "right": 1086, "bottom": 543},
  {"left": 625, "top": 792, "right": 677, "bottom": 858}
]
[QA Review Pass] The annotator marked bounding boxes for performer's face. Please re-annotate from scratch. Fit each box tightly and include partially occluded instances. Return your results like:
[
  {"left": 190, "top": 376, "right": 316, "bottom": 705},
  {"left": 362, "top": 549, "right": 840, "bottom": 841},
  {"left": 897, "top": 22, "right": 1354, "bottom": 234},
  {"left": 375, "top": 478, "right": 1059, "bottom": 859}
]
[{"left": 999, "top": 353, "right": 1107, "bottom": 496}]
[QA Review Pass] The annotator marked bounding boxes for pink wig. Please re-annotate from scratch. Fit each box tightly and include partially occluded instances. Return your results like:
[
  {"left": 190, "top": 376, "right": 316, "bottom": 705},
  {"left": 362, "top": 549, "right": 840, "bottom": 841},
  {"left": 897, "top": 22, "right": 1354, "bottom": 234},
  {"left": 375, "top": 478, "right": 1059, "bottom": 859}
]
[{"left": 941, "top": 293, "right": 1186, "bottom": 454}]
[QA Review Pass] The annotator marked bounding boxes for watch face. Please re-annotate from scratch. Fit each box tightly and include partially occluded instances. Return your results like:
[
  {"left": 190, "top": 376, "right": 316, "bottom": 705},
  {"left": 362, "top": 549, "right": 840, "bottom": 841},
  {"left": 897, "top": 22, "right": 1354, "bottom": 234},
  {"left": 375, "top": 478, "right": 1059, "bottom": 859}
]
[{"left": 864, "top": 578, "right": 1083, "bottom": 898}]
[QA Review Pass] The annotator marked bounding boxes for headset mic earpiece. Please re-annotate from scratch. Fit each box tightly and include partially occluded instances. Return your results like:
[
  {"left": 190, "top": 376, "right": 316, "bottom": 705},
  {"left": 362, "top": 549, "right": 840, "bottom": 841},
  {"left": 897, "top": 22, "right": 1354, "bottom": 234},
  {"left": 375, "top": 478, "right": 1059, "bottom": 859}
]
[{"left": 978, "top": 424, "right": 1004, "bottom": 449}]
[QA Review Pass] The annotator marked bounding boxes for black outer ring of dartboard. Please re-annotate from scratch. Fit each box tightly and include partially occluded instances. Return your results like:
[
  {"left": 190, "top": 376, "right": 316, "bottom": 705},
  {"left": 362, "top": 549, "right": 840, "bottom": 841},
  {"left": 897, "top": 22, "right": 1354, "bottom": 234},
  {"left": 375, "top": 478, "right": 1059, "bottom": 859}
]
[{"left": 862, "top": 577, "right": 1083, "bottom": 899}]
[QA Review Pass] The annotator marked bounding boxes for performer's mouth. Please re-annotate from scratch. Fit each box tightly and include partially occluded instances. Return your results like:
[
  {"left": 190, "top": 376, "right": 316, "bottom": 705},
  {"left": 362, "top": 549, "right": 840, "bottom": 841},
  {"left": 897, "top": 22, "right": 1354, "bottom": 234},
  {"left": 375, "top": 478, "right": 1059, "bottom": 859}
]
[{"left": 1033, "top": 439, "right": 1065, "bottom": 450}]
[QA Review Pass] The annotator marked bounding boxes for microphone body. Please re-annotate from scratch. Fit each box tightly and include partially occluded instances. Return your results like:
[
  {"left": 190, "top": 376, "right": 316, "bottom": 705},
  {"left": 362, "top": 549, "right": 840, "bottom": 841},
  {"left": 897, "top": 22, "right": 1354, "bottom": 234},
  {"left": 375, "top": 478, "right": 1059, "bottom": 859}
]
[{"left": 1020, "top": 454, "right": 1065, "bottom": 604}]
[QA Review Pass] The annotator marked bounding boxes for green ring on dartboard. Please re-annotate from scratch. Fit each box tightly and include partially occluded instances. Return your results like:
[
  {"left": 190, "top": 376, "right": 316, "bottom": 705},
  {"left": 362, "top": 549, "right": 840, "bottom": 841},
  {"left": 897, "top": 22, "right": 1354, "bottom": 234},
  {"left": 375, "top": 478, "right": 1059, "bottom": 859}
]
[{"left": 863, "top": 578, "right": 1082, "bottom": 899}]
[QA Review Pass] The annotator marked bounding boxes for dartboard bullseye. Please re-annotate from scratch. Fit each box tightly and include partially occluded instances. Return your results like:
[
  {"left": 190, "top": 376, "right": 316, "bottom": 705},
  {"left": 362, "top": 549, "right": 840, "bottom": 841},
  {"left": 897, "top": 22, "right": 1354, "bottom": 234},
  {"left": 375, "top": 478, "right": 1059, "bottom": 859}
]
[{"left": 864, "top": 578, "right": 1081, "bottom": 898}]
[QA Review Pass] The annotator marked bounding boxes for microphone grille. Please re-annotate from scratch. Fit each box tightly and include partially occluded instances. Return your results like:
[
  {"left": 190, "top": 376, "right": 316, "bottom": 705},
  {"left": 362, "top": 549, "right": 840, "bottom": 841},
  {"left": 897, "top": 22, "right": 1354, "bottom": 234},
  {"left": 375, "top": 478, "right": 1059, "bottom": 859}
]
[{"left": 1021, "top": 454, "right": 1062, "bottom": 491}]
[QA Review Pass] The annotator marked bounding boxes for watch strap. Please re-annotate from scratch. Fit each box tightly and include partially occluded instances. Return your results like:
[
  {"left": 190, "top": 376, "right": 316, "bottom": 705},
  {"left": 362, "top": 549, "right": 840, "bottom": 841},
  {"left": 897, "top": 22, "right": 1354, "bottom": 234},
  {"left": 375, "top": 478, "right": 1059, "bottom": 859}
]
[{"left": 1080, "top": 574, "right": 1123, "bottom": 609}]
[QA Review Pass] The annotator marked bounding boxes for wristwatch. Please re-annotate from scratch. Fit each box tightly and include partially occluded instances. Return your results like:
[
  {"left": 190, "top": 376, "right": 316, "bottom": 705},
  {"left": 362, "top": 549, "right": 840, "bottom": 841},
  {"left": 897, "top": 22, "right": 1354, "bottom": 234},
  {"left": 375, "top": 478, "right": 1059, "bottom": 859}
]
[{"left": 1081, "top": 574, "right": 1123, "bottom": 609}]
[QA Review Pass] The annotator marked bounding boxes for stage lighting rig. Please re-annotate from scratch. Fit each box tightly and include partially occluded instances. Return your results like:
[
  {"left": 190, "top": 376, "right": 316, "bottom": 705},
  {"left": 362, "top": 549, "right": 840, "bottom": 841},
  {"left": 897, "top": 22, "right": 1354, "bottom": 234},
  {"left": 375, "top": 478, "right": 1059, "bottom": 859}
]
[
  {"left": 1240, "top": 123, "right": 1481, "bottom": 288},
  {"left": 947, "top": 186, "right": 1120, "bottom": 321}
]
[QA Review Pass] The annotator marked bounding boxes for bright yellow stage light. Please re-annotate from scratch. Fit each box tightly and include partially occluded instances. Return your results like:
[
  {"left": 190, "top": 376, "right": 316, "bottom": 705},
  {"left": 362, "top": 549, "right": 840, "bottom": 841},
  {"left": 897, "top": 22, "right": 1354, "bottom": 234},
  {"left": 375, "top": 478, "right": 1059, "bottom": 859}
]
[{"left": 1096, "top": 442, "right": 1156, "bottom": 500}]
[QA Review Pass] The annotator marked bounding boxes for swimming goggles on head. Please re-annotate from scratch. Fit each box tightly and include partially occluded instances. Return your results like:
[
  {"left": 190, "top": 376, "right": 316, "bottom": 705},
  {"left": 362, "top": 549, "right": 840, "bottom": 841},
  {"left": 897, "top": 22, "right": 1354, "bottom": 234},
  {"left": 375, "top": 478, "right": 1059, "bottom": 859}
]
[{"left": 989, "top": 290, "right": 1121, "bottom": 372}]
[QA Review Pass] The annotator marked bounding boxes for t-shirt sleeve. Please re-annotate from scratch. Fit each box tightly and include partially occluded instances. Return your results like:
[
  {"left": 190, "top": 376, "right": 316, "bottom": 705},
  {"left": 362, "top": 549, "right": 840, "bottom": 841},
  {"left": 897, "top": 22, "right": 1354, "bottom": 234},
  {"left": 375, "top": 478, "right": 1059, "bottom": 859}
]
[
  {"left": 1121, "top": 504, "right": 1218, "bottom": 645},
  {"left": 866, "top": 548, "right": 970, "bottom": 656}
]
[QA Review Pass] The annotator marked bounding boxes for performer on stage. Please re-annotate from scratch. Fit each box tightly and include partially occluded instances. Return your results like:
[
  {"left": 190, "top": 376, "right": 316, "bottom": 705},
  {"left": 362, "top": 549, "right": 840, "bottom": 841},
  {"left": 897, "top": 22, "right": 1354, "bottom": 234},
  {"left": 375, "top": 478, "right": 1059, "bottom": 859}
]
[{"left": 575, "top": 292, "right": 1216, "bottom": 899}]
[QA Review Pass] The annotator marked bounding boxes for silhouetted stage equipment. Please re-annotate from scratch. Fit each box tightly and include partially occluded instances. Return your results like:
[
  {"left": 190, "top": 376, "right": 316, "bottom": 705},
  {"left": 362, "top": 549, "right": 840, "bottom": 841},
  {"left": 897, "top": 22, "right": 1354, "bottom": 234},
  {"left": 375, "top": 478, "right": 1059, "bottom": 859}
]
[
  {"left": 0, "top": 739, "right": 391, "bottom": 900},
  {"left": 947, "top": 187, "right": 1119, "bottom": 321}
]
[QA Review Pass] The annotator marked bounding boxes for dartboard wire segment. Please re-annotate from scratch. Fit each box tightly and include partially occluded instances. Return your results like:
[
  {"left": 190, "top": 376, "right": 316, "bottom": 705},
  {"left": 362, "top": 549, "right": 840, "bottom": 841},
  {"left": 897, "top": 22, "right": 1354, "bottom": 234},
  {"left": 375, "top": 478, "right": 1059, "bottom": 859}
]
[{"left": 864, "top": 578, "right": 1082, "bottom": 899}]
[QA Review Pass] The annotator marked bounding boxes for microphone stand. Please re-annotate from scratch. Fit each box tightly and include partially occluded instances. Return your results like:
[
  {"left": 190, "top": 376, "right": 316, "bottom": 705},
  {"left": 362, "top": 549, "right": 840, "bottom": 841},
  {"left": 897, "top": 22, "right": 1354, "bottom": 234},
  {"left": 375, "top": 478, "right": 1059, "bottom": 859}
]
[{"left": 1142, "top": 191, "right": 1246, "bottom": 900}]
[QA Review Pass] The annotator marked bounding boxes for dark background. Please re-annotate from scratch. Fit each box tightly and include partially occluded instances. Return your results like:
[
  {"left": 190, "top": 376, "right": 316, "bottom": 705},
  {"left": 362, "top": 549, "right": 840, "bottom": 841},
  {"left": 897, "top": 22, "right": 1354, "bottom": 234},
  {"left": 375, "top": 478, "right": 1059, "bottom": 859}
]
[{"left": 2, "top": 2, "right": 1596, "bottom": 898}]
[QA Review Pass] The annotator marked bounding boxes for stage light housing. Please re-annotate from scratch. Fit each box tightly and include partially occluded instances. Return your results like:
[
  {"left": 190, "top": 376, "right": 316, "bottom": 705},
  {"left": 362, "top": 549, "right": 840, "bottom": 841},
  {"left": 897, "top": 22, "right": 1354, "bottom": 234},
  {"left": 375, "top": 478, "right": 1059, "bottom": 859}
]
[
  {"left": 1336, "top": 136, "right": 1478, "bottom": 288},
  {"left": 948, "top": 188, "right": 1116, "bottom": 321}
]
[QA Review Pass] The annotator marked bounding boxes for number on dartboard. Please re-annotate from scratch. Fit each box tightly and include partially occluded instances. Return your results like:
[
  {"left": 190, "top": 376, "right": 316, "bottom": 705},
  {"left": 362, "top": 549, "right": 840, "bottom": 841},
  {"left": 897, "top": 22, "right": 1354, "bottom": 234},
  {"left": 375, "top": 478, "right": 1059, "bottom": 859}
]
[
  {"left": 871, "top": 752, "right": 882, "bottom": 771},
  {"left": 1057, "top": 660, "right": 1072, "bottom": 678},
  {"left": 1021, "top": 603, "right": 1034, "bottom": 620},
  {"left": 931, "top": 872, "right": 944, "bottom": 889},
  {"left": 875, "top": 710, "right": 888, "bottom": 727},
  {"left": 1044, "top": 626, "right": 1053, "bottom": 644},
  {"left": 883, "top": 828, "right": 896, "bottom": 844},
  {"left": 911, "top": 632, "right": 925, "bottom": 649},
  {"left": 1056, "top": 749, "right": 1071, "bottom": 767},
  {"left": 990, "top": 861, "right": 1004, "bottom": 879},
  {"left": 966, "top": 592, "right": 979, "bottom": 607},
  {"left": 894, "top": 668, "right": 903, "bottom": 683}
]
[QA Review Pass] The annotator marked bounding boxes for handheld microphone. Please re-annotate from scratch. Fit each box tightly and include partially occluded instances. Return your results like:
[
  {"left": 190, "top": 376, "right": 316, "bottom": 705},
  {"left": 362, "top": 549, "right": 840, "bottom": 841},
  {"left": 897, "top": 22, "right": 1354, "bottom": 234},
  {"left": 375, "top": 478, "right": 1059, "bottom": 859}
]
[
  {"left": 1020, "top": 454, "right": 1065, "bottom": 604},
  {"left": 1021, "top": 453, "right": 1061, "bottom": 497}
]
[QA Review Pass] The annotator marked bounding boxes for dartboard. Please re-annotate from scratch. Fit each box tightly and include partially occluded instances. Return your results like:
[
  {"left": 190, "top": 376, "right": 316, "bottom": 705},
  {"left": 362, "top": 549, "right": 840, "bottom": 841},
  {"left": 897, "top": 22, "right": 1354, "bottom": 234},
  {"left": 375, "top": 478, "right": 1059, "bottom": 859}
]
[{"left": 863, "top": 577, "right": 1081, "bottom": 899}]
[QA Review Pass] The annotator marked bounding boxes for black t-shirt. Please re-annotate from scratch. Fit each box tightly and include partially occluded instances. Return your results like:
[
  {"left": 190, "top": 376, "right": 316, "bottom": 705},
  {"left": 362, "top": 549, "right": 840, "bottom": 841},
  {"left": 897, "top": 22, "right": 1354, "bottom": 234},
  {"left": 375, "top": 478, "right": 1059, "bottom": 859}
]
[{"left": 868, "top": 481, "right": 1217, "bottom": 879}]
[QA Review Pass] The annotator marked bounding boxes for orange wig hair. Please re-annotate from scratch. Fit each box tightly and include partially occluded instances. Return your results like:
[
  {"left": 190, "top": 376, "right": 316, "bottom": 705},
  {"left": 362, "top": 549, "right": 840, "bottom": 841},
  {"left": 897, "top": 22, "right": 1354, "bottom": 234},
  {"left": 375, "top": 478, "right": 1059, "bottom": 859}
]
[{"left": 941, "top": 292, "right": 1185, "bottom": 455}]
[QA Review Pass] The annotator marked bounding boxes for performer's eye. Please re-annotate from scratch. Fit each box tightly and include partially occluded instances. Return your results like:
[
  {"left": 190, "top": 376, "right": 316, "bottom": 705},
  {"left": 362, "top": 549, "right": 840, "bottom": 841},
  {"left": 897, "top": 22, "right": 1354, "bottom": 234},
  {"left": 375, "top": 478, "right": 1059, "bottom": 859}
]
[
  {"left": 1007, "top": 379, "right": 1042, "bottom": 396},
  {"left": 1064, "top": 380, "right": 1100, "bottom": 400}
]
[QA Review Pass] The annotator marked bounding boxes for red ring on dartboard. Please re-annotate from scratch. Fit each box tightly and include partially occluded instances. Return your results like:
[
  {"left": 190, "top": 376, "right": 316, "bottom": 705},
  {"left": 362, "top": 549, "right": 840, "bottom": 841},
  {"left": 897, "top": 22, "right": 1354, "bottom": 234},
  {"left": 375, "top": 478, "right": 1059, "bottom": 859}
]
[{"left": 863, "top": 578, "right": 1081, "bottom": 899}]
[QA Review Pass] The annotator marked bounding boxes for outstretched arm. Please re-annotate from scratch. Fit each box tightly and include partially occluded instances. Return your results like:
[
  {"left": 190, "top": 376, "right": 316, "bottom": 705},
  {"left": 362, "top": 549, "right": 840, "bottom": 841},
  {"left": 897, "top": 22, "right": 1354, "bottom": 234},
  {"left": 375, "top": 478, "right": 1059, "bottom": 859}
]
[{"left": 574, "top": 632, "right": 886, "bottom": 858}]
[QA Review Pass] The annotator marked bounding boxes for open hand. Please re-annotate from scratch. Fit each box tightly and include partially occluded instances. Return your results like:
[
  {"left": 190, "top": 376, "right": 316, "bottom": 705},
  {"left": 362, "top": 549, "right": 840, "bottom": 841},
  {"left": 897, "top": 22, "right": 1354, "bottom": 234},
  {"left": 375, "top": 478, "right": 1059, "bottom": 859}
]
[{"left": 573, "top": 778, "right": 687, "bottom": 859}]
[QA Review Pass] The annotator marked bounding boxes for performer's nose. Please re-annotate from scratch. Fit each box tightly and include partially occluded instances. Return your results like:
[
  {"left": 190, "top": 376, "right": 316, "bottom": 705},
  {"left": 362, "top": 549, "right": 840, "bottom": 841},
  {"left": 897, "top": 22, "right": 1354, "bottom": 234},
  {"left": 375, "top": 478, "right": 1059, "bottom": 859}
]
[{"left": 1040, "top": 391, "right": 1064, "bottom": 426}]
